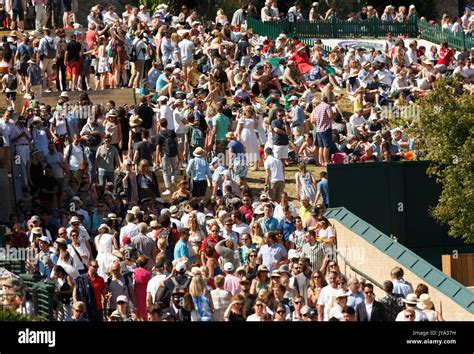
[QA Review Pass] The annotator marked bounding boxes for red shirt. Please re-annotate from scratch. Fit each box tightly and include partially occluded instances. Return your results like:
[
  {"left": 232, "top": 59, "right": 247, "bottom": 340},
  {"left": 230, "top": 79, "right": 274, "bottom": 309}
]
[
  {"left": 88, "top": 274, "right": 106, "bottom": 310},
  {"left": 199, "top": 235, "right": 222, "bottom": 260},
  {"left": 437, "top": 47, "right": 454, "bottom": 66}
]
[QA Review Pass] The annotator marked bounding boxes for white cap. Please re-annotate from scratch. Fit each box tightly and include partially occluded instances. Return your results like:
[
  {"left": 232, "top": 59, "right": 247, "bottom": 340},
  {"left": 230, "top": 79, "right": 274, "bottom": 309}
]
[
  {"left": 158, "top": 96, "right": 168, "bottom": 102},
  {"left": 176, "top": 261, "right": 186, "bottom": 272},
  {"left": 32, "top": 116, "right": 42, "bottom": 123},
  {"left": 289, "top": 95, "right": 299, "bottom": 101},
  {"left": 224, "top": 262, "right": 235, "bottom": 272},
  {"left": 211, "top": 157, "right": 220, "bottom": 165}
]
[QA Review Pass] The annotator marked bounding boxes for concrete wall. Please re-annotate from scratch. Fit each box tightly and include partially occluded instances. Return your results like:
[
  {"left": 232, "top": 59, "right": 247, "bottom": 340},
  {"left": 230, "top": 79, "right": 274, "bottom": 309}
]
[{"left": 330, "top": 219, "right": 474, "bottom": 321}]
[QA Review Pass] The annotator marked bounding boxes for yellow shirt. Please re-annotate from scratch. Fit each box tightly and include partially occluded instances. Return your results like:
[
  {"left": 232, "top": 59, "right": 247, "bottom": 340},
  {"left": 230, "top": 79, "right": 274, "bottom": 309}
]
[{"left": 298, "top": 206, "right": 312, "bottom": 225}]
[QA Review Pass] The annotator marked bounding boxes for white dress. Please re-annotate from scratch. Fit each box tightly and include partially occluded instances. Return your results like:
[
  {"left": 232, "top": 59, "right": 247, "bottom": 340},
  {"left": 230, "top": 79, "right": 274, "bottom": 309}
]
[
  {"left": 256, "top": 114, "right": 268, "bottom": 145},
  {"left": 97, "top": 45, "right": 110, "bottom": 74},
  {"left": 95, "top": 233, "right": 115, "bottom": 279},
  {"left": 237, "top": 118, "right": 260, "bottom": 164}
]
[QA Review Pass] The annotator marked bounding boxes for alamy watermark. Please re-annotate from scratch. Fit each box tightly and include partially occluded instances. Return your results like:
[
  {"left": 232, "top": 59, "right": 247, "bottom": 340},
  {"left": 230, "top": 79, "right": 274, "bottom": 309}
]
[
  {"left": 381, "top": 103, "right": 421, "bottom": 121},
  {"left": 0, "top": 246, "right": 38, "bottom": 262}
]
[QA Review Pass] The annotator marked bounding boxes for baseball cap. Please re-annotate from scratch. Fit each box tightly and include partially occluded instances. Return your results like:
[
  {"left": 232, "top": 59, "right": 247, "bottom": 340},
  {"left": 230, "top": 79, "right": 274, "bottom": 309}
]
[
  {"left": 224, "top": 262, "right": 235, "bottom": 272},
  {"left": 176, "top": 261, "right": 186, "bottom": 273}
]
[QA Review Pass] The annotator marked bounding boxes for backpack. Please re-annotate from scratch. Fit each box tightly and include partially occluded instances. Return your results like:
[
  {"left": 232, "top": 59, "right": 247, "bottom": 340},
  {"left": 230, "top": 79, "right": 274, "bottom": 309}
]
[
  {"left": 170, "top": 276, "right": 190, "bottom": 296},
  {"left": 6, "top": 74, "right": 18, "bottom": 91},
  {"left": 189, "top": 125, "right": 205, "bottom": 147},
  {"left": 19, "top": 46, "right": 31, "bottom": 64},
  {"left": 66, "top": 143, "right": 87, "bottom": 166},
  {"left": 107, "top": 271, "right": 133, "bottom": 298},
  {"left": 44, "top": 38, "right": 57, "bottom": 59},
  {"left": 3, "top": 43, "right": 13, "bottom": 63},
  {"left": 129, "top": 42, "right": 137, "bottom": 62}
]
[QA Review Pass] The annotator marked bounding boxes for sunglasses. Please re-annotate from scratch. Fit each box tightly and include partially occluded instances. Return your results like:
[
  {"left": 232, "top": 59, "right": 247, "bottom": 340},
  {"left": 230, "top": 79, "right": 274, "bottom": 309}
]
[
  {"left": 294, "top": 301, "right": 301, "bottom": 305},
  {"left": 117, "top": 301, "right": 127, "bottom": 305},
  {"left": 249, "top": 254, "right": 257, "bottom": 258},
  {"left": 276, "top": 310, "right": 285, "bottom": 314},
  {"left": 364, "top": 291, "right": 373, "bottom": 295},
  {"left": 256, "top": 304, "right": 264, "bottom": 307},
  {"left": 405, "top": 314, "right": 415, "bottom": 318},
  {"left": 91, "top": 265, "right": 99, "bottom": 268}
]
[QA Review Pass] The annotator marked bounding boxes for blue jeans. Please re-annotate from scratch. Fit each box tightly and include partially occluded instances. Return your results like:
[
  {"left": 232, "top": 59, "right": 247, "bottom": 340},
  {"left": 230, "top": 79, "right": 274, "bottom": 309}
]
[{"left": 98, "top": 168, "right": 114, "bottom": 187}]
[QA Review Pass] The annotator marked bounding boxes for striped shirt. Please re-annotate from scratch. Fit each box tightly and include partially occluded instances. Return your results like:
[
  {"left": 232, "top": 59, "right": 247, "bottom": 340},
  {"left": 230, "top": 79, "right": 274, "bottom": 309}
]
[{"left": 301, "top": 242, "right": 325, "bottom": 272}]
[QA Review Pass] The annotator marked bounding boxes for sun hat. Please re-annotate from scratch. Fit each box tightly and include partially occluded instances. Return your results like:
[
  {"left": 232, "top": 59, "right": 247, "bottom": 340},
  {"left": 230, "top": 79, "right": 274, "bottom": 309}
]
[
  {"left": 256, "top": 265, "right": 269, "bottom": 275},
  {"left": 31, "top": 226, "right": 43, "bottom": 235},
  {"left": 335, "top": 288, "right": 349, "bottom": 299},
  {"left": 254, "top": 205, "right": 265, "bottom": 215},
  {"left": 60, "top": 91, "right": 69, "bottom": 98},
  {"left": 106, "top": 109, "right": 118, "bottom": 117},
  {"left": 193, "top": 147, "right": 205, "bottom": 157},
  {"left": 129, "top": 115, "right": 142, "bottom": 127},
  {"left": 271, "top": 270, "right": 281, "bottom": 278},
  {"left": 55, "top": 237, "right": 67, "bottom": 244},
  {"left": 98, "top": 224, "right": 111, "bottom": 233},
  {"left": 32, "top": 116, "right": 42, "bottom": 123},
  {"left": 402, "top": 293, "right": 418, "bottom": 305},
  {"left": 289, "top": 95, "right": 299, "bottom": 101},
  {"left": 417, "top": 293, "right": 433, "bottom": 310},
  {"left": 169, "top": 205, "right": 179, "bottom": 216},
  {"left": 211, "top": 157, "right": 220, "bottom": 165}
]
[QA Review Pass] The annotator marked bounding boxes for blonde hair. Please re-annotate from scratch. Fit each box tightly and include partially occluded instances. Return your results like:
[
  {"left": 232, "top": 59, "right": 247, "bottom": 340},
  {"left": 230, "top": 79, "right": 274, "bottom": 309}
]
[
  {"left": 214, "top": 274, "right": 225, "bottom": 288},
  {"left": 189, "top": 274, "right": 207, "bottom": 298}
]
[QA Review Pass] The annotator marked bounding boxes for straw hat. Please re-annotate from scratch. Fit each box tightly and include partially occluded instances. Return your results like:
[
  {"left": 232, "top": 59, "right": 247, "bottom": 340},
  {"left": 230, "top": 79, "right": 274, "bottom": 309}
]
[
  {"left": 129, "top": 115, "right": 142, "bottom": 127},
  {"left": 256, "top": 265, "right": 269, "bottom": 276},
  {"left": 402, "top": 293, "right": 418, "bottom": 305},
  {"left": 417, "top": 294, "right": 433, "bottom": 310},
  {"left": 193, "top": 147, "right": 205, "bottom": 157}
]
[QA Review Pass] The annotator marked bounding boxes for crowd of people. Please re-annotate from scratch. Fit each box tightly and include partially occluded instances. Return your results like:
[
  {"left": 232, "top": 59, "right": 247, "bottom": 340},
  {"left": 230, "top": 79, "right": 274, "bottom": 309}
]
[{"left": 0, "top": 0, "right": 470, "bottom": 322}]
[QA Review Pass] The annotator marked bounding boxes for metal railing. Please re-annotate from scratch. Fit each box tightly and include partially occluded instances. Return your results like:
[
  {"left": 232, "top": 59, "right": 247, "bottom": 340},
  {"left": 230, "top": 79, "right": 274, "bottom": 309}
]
[
  {"left": 247, "top": 17, "right": 474, "bottom": 51},
  {"left": 336, "top": 249, "right": 384, "bottom": 290}
]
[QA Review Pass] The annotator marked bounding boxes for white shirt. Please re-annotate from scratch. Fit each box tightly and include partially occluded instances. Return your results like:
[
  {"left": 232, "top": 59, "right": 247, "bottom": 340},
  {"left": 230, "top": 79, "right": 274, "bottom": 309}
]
[
  {"left": 146, "top": 273, "right": 167, "bottom": 304},
  {"left": 67, "top": 243, "right": 91, "bottom": 271},
  {"left": 365, "top": 301, "right": 374, "bottom": 321},
  {"left": 317, "top": 285, "right": 339, "bottom": 321},
  {"left": 273, "top": 203, "right": 298, "bottom": 222},
  {"left": 178, "top": 39, "right": 195, "bottom": 63},
  {"left": 160, "top": 104, "right": 174, "bottom": 131},
  {"left": 119, "top": 223, "right": 139, "bottom": 245},
  {"left": 173, "top": 108, "right": 185, "bottom": 134},
  {"left": 350, "top": 114, "right": 366, "bottom": 127},
  {"left": 232, "top": 222, "right": 250, "bottom": 237},
  {"left": 374, "top": 69, "right": 393, "bottom": 86},
  {"left": 66, "top": 225, "right": 90, "bottom": 245},
  {"left": 264, "top": 155, "right": 284, "bottom": 183},
  {"left": 246, "top": 313, "right": 263, "bottom": 321},
  {"left": 64, "top": 143, "right": 84, "bottom": 171}
]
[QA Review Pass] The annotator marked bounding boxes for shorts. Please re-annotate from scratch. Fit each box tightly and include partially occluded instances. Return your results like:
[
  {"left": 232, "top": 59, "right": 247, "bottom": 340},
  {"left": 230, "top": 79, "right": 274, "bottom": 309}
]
[
  {"left": 6, "top": 92, "right": 16, "bottom": 101},
  {"left": 273, "top": 144, "right": 288, "bottom": 159},
  {"left": 12, "top": 9, "right": 24, "bottom": 21},
  {"left": 316, "top": 129, "right": 332, "bottom": 148},
  {"left": 67, "top": 61, "right": 80, "bottom": 75}
]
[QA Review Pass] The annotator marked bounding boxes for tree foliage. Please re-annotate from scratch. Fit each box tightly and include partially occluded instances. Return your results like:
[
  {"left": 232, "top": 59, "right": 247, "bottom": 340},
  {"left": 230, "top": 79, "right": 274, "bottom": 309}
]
[{"left": 411, "top": 77, "right": 474, "bottom": 243}]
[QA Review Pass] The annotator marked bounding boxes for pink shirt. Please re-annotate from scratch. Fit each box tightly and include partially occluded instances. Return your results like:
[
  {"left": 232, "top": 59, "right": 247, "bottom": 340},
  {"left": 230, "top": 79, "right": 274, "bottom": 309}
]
[{"left": 224, "top": 274, "right": 241, "bottom": 296}]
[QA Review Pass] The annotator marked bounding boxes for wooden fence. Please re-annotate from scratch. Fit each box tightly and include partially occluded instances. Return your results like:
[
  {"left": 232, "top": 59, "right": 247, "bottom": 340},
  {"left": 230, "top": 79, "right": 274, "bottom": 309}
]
[{"left": 442, "top": 253, "right": 474, "bottom": 287}]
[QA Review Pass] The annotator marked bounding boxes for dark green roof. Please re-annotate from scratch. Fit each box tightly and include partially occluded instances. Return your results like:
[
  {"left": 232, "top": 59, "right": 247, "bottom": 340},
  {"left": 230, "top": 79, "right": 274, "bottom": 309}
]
[{"left": 325, "top": 207, "right": 474, "bottom": 314}]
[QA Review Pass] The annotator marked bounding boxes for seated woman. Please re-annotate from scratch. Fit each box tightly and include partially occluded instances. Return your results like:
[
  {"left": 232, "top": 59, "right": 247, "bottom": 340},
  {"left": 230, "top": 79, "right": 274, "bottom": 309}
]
[
  {"left": 288, "top": 43, "right": 313, "bottom": 75},
  {"left": 172, "top": 180, "right": 192, "bottom": 204}
]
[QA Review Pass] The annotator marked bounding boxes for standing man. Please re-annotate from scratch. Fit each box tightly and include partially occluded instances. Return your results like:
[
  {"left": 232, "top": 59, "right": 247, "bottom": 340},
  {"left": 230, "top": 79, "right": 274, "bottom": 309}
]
[
  {"left": 10, "top": 116, "right": 31, "bottom": 187},
  {"left": 155, "top": 118, "right": 179, "bottom": 196},
  {"left": 130, "top": 223, "right": 157, "bottom": 271},
  {"left": 64, "top": 32, "right": 83, "bottom": 91},
  {"left": 271, "top": 108, "right": 291, "bottom": 171},
  {"left": 33, "top": 0, "right": 47, "bottom": 29},
  {"left": 186, "top": 147, "right": 212, "bottom": 197},
  {"left": 311, "top": 96, "right": 334, "bottom": 167},
  {"left": 289, "top": 96, "right": 304, "bottom": 141},
  {"left": 74, "top": 259, "right": 107, "bottom": 321},
  {"left": 300, "top": 230, "right": 325, "bottom": 273},
  {"left": 355, "top": 283, "right": 386, "bottom": 321},
  {"left": 94, "top": 134, "right": 121, "bottom": 192},
  {"left": 263, "top": 147, "right": 285, "bottom": 202},
  {"left": 211, "top": 103, "right": 230, "bottom": 165},
  {"left": 257, "top": 231, "right": 287, "bottom": 272},
  {"left": 315, "top": 171, "right": 329, "bottom": 208},
  {"left": 178, "top": 31, "right": 194, "bottom": 82},
  {"left": 38, "top": 28, "right": 55, "bottom": 92},
  {"left": 44, "top": 142, "right": 67, "bottom": 201}
]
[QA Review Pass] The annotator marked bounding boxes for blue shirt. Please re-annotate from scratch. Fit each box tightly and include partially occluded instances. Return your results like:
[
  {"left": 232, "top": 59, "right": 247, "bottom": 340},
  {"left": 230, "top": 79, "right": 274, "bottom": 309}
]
[
  {"left": 290, "top": 105, "right": 304, "bottom": 128},
  {"left": 346, "top": 291, "right": 365, "bottom": 309},
  {"left": 317, "top": 178, "right": 329, "bottom": 205},
  {"left": 212, "top": 165, "right": 226, "bottom": 193},
  {"left": 156, "top": 73, "right": 169, "bottom": 92},
  {"left": 37, "top": 250, "right": 58, "bottom": 278},
  {"left": 174, "top": 239, "right": 194, "bottom": 262},
  {"left": 280, "top": 218, "right": 295, "bottom": 242},
  {"left": 186, "top": 157, "right": 212, "bottom": 181},
  {"left": 259, "top": 216, "right": 280, "bottom": 234}
]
